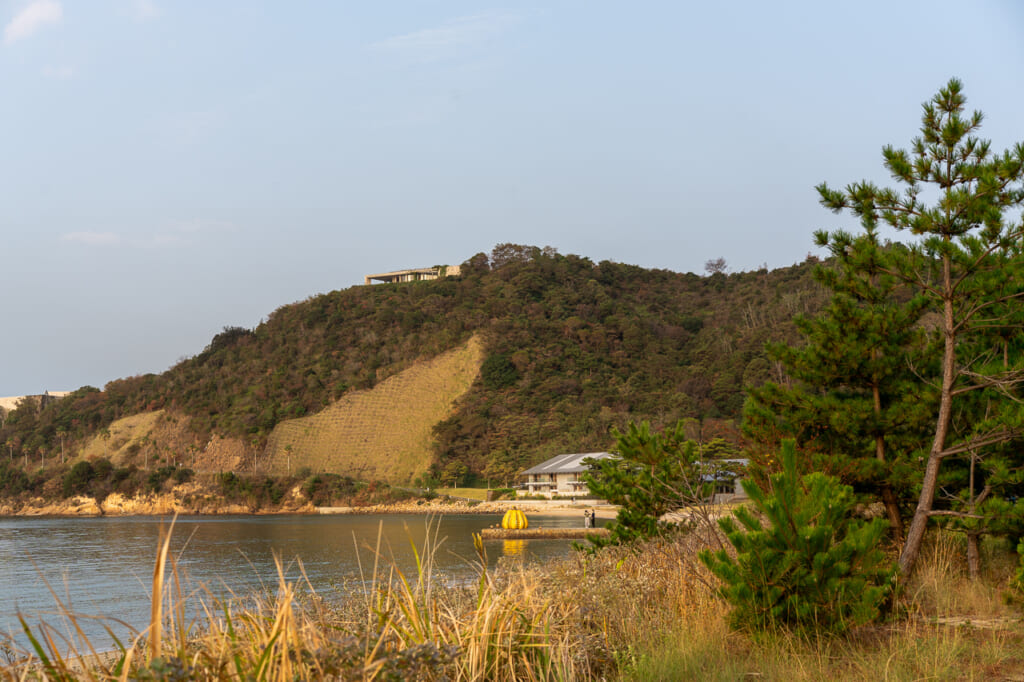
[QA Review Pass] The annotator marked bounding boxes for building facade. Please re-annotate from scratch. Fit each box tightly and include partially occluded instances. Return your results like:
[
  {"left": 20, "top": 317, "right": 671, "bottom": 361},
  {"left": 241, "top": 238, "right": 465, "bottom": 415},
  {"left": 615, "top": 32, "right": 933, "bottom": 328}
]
[
  {"left": 519, "top": 452, "right": 614, "bottom": 498},
  {"left": 364, "top": 265, "right": 461, "bottom": 285}
]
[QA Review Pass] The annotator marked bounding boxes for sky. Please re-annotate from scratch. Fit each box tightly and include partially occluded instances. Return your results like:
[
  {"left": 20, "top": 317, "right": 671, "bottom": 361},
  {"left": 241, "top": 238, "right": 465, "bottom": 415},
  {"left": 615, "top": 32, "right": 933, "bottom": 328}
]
[{"left": 3, "top": 1, "right": 1024, "bottom": 396}]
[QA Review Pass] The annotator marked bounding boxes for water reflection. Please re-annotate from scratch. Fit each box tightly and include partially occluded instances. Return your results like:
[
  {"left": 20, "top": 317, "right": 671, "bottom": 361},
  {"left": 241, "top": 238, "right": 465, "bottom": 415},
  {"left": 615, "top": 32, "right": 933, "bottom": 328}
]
[
  {"left": 0, "top": 513, "right": 585, "bottom": 647},
  {"left": 501, "top": 539, "right": 527, "bottom": 557}
]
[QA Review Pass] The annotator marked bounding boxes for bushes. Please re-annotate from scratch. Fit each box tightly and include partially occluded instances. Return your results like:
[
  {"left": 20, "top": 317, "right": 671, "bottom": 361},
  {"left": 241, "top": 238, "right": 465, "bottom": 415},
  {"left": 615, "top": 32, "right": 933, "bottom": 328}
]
[
  {"left": 302, "top": 473, "right": 357, "bottom": 506},
  {"left": 488, "top": 487, "right": 515, "bottom": 501},
  {"left": 0, "top": 460, "right": 31, "bottom": 497},
  {"left": 62, "top": 461, "right": 96, "bottom": 497},
  {"left": 700, "top": 440, "right": 895, "bottom": 633},
  {"left": 59, "top": 460, "right": 192, "bottom": 499},
  {"left": 111, "top": 464, "right": 143, "bottom": 495},
  {"left": 146, "top": 465, "right": 194, "bottom": 492},
  {"left": 218, "top": 472, "right": 291, "bottom": 507}
]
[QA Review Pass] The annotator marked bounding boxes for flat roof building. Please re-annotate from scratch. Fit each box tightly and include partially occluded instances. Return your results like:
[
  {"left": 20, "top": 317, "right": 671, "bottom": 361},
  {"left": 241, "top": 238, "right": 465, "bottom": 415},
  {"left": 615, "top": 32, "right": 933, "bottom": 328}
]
[{"left": 364, "top": 265, "right": 461, "bottom": 285}]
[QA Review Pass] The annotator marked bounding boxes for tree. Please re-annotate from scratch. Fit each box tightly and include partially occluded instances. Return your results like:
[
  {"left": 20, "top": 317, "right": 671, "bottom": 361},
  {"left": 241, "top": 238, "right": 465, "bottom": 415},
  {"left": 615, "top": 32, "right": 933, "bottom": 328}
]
[
  {"left": 744, "top": 232, "right": 932, "bottom": 539},
  {"left": 440, "top": 461, "right": 468, "bottom": 488},
  {"left": 817, "top": 78, "right": 1024, "bottom": 575},
  {"left": 700, "top": 441, "right": 895, "bottom": 633},
  {"left": 480, "top": 354, "right": 519, "bottom": 389},
  {"left": 483, "top": 449, "right": 519, "bottom": 488},
  {"left": 582, "top": 420, "right": 701, "bottom": 547},
  {"left": 704, "top": 257, "right": 728, "bottom": 275},
  {"left": 55, "top": 427, "right": 67, "bottom": 464}
]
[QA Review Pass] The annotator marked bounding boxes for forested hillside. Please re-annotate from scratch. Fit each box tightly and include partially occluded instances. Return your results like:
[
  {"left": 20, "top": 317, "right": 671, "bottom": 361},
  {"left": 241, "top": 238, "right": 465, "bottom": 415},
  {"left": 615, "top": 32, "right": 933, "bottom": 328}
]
[{"left": 1, "top": 244, "right": 827, "bottom": 481}]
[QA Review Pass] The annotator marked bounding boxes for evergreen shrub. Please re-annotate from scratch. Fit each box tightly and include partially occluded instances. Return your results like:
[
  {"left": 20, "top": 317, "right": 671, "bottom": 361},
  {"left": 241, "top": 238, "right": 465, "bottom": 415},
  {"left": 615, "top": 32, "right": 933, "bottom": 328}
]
[
  {"left": 699, "top": 440, "right": 895, "bottom": 633},
  {"left": 583, "top": 420, "right": 700, "bottom": 549},
  {"left": 62, "top": 461, "right": 96, "bottom": 497}
]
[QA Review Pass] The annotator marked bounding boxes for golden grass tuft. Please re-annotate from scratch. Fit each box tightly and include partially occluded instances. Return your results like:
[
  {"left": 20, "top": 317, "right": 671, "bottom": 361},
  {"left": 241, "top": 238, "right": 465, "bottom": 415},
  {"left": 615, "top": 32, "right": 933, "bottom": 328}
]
[{"left": 4, "top": 523, "right": 1024, "bottom": 681}]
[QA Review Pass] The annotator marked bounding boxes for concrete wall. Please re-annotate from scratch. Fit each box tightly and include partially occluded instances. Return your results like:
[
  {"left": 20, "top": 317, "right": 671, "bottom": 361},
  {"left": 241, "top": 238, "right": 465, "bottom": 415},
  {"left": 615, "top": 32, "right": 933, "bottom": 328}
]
[
  {"left": 0, "top": 391, "right": 71, "bottom": 413},
  {"left": 364, "top": 265, "right": 461, "bottom": 285}
]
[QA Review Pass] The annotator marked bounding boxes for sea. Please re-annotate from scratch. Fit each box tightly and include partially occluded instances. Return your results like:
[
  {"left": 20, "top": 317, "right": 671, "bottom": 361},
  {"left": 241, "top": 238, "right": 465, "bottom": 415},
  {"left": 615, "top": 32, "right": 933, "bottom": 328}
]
[{"left": 0, "top": 513, "right": 588, "bottom": 652}]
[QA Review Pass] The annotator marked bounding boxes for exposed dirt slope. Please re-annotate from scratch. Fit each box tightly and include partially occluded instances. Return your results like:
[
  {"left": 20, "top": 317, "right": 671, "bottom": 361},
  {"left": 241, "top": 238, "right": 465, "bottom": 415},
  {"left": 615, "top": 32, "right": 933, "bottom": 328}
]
[
  {"left": 77, "top": 410, "right": 246, "bottom": 473},
  {"left": 263, "top": 335, "right": 484, "bottom": 483},
  {"left": 79, "top": 411, "right": 163, "bottom": 463}
]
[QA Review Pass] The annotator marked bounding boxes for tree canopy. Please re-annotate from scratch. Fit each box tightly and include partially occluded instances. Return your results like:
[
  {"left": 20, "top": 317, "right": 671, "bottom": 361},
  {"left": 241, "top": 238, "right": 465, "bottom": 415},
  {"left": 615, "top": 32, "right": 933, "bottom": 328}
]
[
  {"left": 768, "top": 78, "right": 1024, "bottom": 576},
  {"left": 1, "top": 245, "right": 826, "bottom": 478}
]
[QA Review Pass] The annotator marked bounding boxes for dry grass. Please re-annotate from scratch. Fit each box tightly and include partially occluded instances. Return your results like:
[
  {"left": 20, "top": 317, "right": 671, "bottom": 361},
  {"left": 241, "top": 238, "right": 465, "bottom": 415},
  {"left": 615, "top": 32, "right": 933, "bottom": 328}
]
[
  {"left": 4, "top": 521, "right": 1024, "bottom": 681},
  {"left": 434, "top": 488, "right": 489, "bottom": 501},
  {"left": 78, "top": 411, "right": 164, "bottom": 464},
  {"left": 264, "top": 336, "right": 484, "bottom": 484},
  {"left": 608, "top": 531, "right": 1024, "bottom": 682},
  {"left": 2, "top": 514, "right": 600, "bottom": 680}
]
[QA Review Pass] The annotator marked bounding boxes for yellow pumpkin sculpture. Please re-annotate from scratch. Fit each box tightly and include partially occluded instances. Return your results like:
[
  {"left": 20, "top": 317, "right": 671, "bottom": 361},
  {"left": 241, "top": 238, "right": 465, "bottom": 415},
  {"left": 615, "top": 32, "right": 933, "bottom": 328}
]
[{"left": 501, "top": 507, "right": 529, "bottom": 530}]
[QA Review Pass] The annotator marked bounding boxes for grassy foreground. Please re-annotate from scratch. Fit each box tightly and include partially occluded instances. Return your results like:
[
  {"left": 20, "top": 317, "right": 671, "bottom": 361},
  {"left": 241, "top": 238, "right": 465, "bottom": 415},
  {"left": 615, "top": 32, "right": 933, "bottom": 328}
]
[{"left": 3, "top": 520, "right": 1024, "bottom": 681}]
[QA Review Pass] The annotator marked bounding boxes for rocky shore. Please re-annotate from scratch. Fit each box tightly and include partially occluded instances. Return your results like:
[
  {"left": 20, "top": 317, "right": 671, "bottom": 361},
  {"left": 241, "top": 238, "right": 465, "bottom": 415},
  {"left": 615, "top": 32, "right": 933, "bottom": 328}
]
[
  {"left": 317, "top": 498, "right": 615, "bottom": 518},
  {"left": 0, "top": 482, "right": 315, "bottom": 516},
  {"left": 0, "top": 487, "right": 614, "bottom": 518},
  {"left": 0, "top": 494, "right": 315, "bottom": 517},
  {"left": 316, "top": 499, "right": 507, "bottom": 515}
]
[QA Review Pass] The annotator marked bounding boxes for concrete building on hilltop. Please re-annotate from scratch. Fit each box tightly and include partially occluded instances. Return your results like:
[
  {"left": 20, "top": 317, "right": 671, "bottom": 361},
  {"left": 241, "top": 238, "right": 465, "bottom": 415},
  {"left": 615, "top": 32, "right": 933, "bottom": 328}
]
[
  {"left": 519, "top": 452, "right": 614, "bottom": 498},
  {"left": 0, "top": 391, "right": 71, "bottom": 420},
  {"left": 364, "top": 265, "right": 461, "bottom": 285}
]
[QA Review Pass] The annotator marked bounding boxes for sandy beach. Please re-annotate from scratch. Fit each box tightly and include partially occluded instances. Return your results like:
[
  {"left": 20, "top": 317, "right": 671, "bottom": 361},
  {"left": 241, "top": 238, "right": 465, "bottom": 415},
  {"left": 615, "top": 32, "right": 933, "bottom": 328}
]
[{"left": 317, "top": 498, "right": 619, "bottom": 521}]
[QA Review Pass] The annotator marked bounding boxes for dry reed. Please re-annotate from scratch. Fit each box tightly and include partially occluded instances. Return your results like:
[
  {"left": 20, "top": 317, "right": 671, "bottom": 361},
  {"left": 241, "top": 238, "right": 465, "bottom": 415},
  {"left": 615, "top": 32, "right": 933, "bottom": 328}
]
[{"left": 3, "top": 521, "right": 1023, "bottom": 681}]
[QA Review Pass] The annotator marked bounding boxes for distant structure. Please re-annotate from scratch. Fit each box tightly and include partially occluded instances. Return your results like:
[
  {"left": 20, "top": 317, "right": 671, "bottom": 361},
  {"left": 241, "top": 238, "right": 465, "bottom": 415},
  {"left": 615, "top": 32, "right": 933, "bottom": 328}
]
[
  {"left": 364, "top": 264, "right": 461, "bottom": 286},
  {"left": 703, "top": 458, "right": 750, "bottom": 504},
  {"left": 519, "top": 452, "right": 614, "bottom": 498},
  {"left": 0, "top": 390, "right": 71, "bottom": 420}
]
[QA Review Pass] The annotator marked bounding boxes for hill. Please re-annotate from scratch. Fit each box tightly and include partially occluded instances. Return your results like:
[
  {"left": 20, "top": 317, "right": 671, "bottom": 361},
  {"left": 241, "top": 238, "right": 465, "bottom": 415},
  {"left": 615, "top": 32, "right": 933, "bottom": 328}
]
[
  {"left": 0, "top": 245, "right": 826, "bottom": 483},
  {"left": 263, "top": 335, "right": 483, "bottom": 482}
]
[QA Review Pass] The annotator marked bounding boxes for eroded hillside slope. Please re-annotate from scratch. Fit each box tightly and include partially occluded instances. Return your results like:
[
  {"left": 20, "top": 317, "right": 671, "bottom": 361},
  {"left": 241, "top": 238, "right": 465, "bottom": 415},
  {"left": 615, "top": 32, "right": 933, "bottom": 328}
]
[{"left": 264, "top": 335, "right": 484, "bottom": 483}]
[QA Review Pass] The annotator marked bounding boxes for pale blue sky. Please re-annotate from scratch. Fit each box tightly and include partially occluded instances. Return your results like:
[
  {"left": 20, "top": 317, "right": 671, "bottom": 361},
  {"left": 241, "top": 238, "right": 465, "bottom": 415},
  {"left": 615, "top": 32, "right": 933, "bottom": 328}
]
[{"left": 3, "top": 1, "right": 1023, "bottom": 396}]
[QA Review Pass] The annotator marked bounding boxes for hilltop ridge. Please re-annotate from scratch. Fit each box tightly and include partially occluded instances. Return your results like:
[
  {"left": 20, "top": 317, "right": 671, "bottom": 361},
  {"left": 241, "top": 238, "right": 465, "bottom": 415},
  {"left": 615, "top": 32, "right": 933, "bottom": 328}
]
[{"left": 0, "top": 244, "right": 826, "bottom": 484}]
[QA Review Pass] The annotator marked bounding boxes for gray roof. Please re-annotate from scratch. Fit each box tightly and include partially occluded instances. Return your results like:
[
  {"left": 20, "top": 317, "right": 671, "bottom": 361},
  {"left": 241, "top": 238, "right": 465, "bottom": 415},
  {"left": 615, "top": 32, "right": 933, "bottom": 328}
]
[
  {"left": 700, "top": 459, "right": 749, "bottom": 481},
  {"left": 520, "top": 452, "right": 615, "bottom": 476}
]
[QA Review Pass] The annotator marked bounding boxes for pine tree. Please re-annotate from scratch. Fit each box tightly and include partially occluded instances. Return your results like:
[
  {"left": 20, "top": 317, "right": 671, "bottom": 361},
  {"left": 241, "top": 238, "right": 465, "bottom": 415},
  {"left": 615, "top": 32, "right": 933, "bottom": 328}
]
[
  {"left": 744, "top": 231, "right": 932, "bottom": 538},
  {"left": 582, "top": 420, "right": 700, "bottom": 547},
  {"left": 817, "top": 78, "right": 1024, "bottom": 575},
  {"left": 929, "top": 277, "right": 1024, "bottom": 577},
  {"left": 699, "top": 440, "right": 895, "bottom": 633}
]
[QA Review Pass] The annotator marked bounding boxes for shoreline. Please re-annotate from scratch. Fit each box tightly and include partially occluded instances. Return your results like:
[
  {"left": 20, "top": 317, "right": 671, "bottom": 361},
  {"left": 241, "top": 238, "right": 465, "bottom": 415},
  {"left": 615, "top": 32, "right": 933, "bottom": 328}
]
[
  {"left": 316, "top": 499, "right": 616, "bottom": 520},
  {"left": 0, "top": 496, "right": 618, "bottom": 520}
]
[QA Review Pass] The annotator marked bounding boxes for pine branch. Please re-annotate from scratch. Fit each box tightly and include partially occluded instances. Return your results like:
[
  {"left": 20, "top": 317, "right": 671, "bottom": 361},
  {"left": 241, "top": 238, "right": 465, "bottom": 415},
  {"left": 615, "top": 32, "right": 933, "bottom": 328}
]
[
  {"left": 926, "top": 509, "right": 985, "bottom": 520},
  {"left": 953, "top": 289, "right": 1024, "bottom": 334},
  {"left": 937, "top": 427, "right": 1019, "bottom": 459},
  {"left": 950, "top": 367, "right": 1024, "bottom": 397}
]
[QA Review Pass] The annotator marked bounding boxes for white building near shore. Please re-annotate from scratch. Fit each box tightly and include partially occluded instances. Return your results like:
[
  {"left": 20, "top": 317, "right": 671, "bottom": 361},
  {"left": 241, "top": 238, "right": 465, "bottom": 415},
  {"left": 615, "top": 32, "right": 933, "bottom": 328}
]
[{"left": 519, "top": 452, "right": 614, "bottom": 498}]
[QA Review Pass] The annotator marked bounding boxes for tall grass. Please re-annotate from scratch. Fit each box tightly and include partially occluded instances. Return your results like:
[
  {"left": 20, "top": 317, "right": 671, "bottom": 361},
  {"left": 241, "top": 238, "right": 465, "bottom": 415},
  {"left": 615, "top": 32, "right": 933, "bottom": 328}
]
[
  {"left": 3, "top": 521, "right": 1023, "bottom": 681},
  {"left": 611, "top": 531, "right": 1024, "bottom": 682},
  {"left": 3, "top": 515, "right": 600, "bottom": 680}
]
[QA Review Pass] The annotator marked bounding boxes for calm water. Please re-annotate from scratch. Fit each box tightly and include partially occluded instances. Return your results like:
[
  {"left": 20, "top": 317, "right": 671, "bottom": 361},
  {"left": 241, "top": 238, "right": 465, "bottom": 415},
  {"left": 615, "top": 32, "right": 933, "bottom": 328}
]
[{"left": 0, "top": 513, "right": 587, "bottom": 649}]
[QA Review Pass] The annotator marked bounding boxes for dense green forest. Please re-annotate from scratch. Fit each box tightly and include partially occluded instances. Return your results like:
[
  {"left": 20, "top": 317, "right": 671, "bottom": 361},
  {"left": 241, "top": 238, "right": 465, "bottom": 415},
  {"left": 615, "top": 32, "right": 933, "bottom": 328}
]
[{"left": 1, "top": 244, "right": 828, "bottom": 478}]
